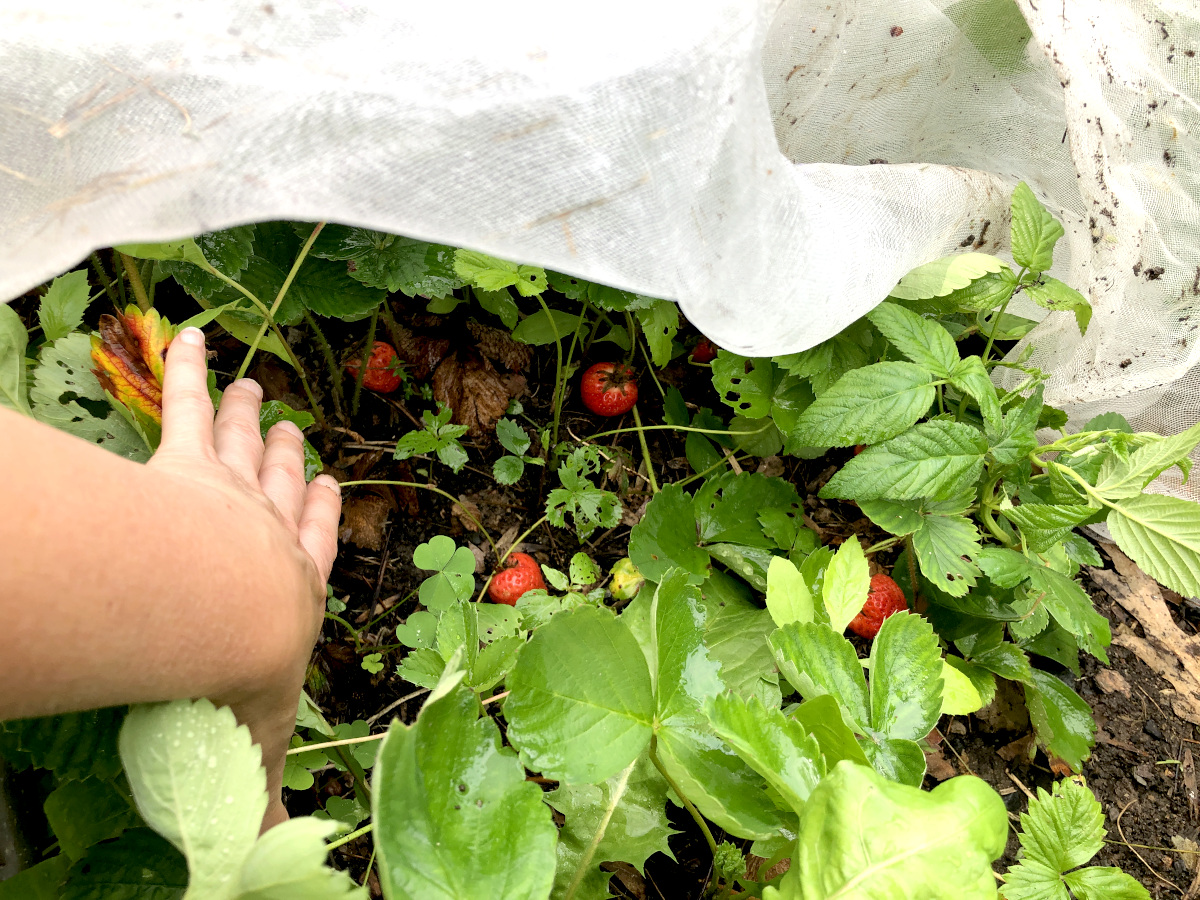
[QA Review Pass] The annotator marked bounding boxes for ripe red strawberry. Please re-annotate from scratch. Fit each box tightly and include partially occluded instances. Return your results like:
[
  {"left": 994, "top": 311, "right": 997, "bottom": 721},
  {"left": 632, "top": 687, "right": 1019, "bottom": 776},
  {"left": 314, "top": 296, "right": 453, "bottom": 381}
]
[
  {"left": 580, "top": 362, "right": 638, "bottom": 416},
  {"left": 691, "top": 338, "right": 718, "bottom": 363},
  {"left": 345, "top": 341, "right": 403, "bottom": 393},
  {"left": 848, "top": 573, "right": 908, "bottom": 639},
  {"left": 488, "top": 552, "right": 547, "bottom": 606}
]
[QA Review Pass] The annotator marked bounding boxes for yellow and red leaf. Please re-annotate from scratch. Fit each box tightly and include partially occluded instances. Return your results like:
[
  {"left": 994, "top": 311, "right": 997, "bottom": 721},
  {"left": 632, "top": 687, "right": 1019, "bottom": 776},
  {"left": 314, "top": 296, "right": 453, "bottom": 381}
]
[{"left": 90, "top": 305, "right": 176, "bottom": 424}]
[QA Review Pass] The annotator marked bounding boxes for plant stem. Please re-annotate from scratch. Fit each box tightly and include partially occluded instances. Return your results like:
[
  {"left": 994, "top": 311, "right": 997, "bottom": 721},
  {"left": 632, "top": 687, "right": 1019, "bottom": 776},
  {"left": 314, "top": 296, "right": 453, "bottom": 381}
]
[
  {"left": 119, "top": 252, "right": 151, "bottom": 312},
  {"left": 631, "top": 405, "right": 659, "bottom": 494},
  {"left": 537, "top": 293, "right": 567, "bottom": 467},
  {"left": 88, "top": 253, "right": 120, "bottom": 306},
  {"left": 587, "top": 421, "right": 772, "bottom": 441},
  {"left": 623, "top": 311, "right": 637, "bottom": 367},
  {"left": 352, "top": 306, "right": 379, "bottom": 417},
  {"left": 325, "top": 612, "right": 363, "bottom": 651},
  {"left": 303, "top": 310, "right": 347, "bottom": 422},
  {"left": 981, "top": 292, "right": 1015, "bottom": 366},
  {"left": 639, "top": 336, "right": 667, "bottom": 400},
  {"left": 564, "top": 759, "right": 637, "bottom": 900},
  {"left": 648, "top": 738, "right": 717, "bottom": 855},
  {"left": 235, "top": 221, "right": 325, "bottom": 377},
  {"left": 500, "top": 514, "right": 549, "bottom": 565},
  {"left": 864, "top": 536, "right": 902, "bottom": 555},
  {"left": 287, "top": 732, "right": 385, "bottom": 756},
  {"left": 326, "top": 823, "right": 373, "bottom": 851},
  {"left": 904, "top": 535, "right": 919, "bottom": 602},
  {"left": 675, "top": 453, "right": 748, "bottom": 488},
  {"left": 340, "top": 480, "right": 498, "bottom": 557}
]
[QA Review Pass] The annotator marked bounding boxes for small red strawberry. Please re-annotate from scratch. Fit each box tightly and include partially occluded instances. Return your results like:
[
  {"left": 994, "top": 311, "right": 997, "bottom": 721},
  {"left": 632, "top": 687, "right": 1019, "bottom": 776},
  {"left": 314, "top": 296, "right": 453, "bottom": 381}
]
[
  {"left": 487, "top": 552, "right": 547, "bottom": 606},
  {"left": 847, "top": 573, "right": 908, "bottom": 639},
  {"left": 691, "top": 338, "right": 718, "bottom": 363},
  {"left": 580, "top": 362, "right": 638, "bottom": 416},
  {"left": 345, "top": 341, "right": 403, "bottom": 393}
]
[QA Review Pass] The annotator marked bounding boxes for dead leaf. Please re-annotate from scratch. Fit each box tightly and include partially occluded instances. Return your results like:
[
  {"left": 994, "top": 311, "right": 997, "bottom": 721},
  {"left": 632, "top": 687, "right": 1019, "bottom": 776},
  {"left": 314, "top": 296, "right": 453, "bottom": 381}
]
[
  {"left": 600, "top": 862, "right": 646, "bottom": 900},
  {"left": 1090, "top": 545, "right": 1200, "bottom": 725},
  {"left": 389, "top": 320, "right": 451, "bottom": 378},
  {"left": 467, "top": 321, "right": 532, "bottom": 372},
  {"left": 997, "top": 733, "right": 1036, "bottom": 762},
  {"left": 432, "top": 350, "right": 510, "bottom": 435},
  {"left": 338, "top": 487, "right": 395, "bottom": 550},
  {"left": 924, "top": 749, "right": 957, "bottom": 781},
  {"left": 452, "top": 495, "right": 483, "bottom": 532},
  {"left": 1093, "top": 668, "right": 1131, "bottom": 695},
  {"left": 1185, "top": 748, "right": 1197, "bottom": 822},
  {"left": 1048, "top": 755, "right": 1074, "bottom": 777},
  {"left": 90, "top": 305, "right": 175, "bottom": 422},
  {"left": 756, "top": 455, "right": 785, "bottom": 478}
]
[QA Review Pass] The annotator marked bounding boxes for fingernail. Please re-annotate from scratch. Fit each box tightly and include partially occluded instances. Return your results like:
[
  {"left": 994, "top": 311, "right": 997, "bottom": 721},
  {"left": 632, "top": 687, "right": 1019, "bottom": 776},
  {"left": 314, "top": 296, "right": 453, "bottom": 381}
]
[
  {"left": 316, "top": 474, "right": 341, "bottom": 495},
  {"left": 234, "top": 378, "right": 263, "bottom": 399},
  {"left": 177, "top": 327, "right": 204, "bottom": 347}
]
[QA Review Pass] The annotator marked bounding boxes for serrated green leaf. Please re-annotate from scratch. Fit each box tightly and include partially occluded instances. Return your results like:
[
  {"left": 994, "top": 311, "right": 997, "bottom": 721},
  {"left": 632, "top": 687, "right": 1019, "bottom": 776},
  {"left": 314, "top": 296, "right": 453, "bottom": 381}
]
[
  {"left": 119, "top": 699, "right": 265, "bottom": 899},
  {"left": 976, "top": 546, "right": 1032, "bottom": 588},
  {"left": 0, "top": 303, "right": 32, "bottom": 415},
  {"left": 1096, "top": 421, "right": 1200, "bottom": 500},
  {"left": 307, "top": 226, "right": 463, "bottom": 297},
  {"left": 949, "top": 355, "right": 1001, "bottom": 426},
  {"left": 857, "top": 498, "right": 924, "bottom": 535},
  {"left": 0, "top": 707, "right": 125, "bottom": 781},
  {"left": 956, "top": 625, "right": 1034, "bottom": 684},
  {"left": 695, "top": 471, "right": 802, "bottom": 548},
  {"left": 789, "top": 695, "right": 871, "bottom": 768},
  {"left": 506, "top": 607, "right": 653, "bottom": 783},
  {"left": 821, "top": 538, "right": 870, "bottom": 635},
  {"left": 157, "top": 226, "right": 256, "bottom": 301},
  {"left": 989, "top": 386, "right": 1043, "bottom": 467},
  {"left": 1106, "top": 493, "right": 1200, "bottom": 598},
  {"left": 1025, "top": 670, "right": 1095, "bottom": 771},
  {"left": 634, "top": 300, "right": 678, "bottom": 367},
  {"left": 235, "top": 817, "right": 365, "bottom": 899},
  {"left": 258, "top": 400, "right": 322, "bottom": 481},
  {"left": 494, "top": 417, "right": 530, "bottom": 456},
  {"left": 701, "top": 573, "right": 783, "bottom": 707},
  {"left": 1002, "top": 503, "right": 1093, "bottom": 553},
  {"left": 454, "top": 250, "right": 546, "bottom": 297},
  {"left": 1061, "top": 867, "right": 1150, "bottom": 900},
  {"left": 791, "top": 362, "right": 934, "bottom": 448},
  {"left": 512, "top": 308, "right": 583, "bottom": 345},
  {"left": 1025, "top": 276, "right": 1089, "bottom": 312},
  {"left": 59, "top": 828, "right": 187, "bottom": 900},
  {"left": 867, "top": 302, "right": 959, "bottom": 376},
  {"left": 888, "top": 252, "right": 1007, "bottom": 302},
  {"left": 869, "top": 612, "right": 944, "bottom": 743},
  {"left": 1010, "top": 182, "right": 1064, "bottom": 273},
  {"left": 821, "top": 420, "right": 987, "bottom": 501},
  {"left": 932, "top": 266, "right": 1018, "bottom": 313},
  {"left": 770, "top": 623, "right": 870, "bottom": 732},
  {"left": 44, "top": 777, "right": 137, "bottom": 860},
  {"left": 706, "top": 694, "right": 825, "bottom": 811},
  {"left": 912, "top": 513, "right": 981, "bottom": 597},
  {"left": 548, "top": 756, "right": 677, "bottom": 900},
  {"left": 710, "top": 353, "right": 806, "bottom": 422},
  {"left": 1026, "top": 565, "right": 1110, "bottom": 661},
  {"left": 547, "top": 446, "right": 622, "bottom": 541},
  {"left": 766, "top": 556, "right": 814, "bottom": 628},
  {"left": 38, "top": 270, "right": 93, "bottom": 342},
  {"left": 116, "top": 238, "right": 208, "bottom": 266},
  {"left": 794, "top": 762, "right": 1008, "bottom": 899},
  {"left": 628, "top": 483, "right": 709, "bottom": 584},
  {"left": 374, "top": 680, "right": 556, "bottom": 900}
]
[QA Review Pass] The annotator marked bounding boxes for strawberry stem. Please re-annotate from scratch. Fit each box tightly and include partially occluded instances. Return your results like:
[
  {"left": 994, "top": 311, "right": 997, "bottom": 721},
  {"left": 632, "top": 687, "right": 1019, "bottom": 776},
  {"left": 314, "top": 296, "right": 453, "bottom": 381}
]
[
  {"left": 351, "top": 306, "right": 379, "bottom": 417},
  {"left": 631, "top": 405, "right": 659, "bottom": 494},
  {"left": 648, "top": 737, "right": 718, "bottom": 856}
]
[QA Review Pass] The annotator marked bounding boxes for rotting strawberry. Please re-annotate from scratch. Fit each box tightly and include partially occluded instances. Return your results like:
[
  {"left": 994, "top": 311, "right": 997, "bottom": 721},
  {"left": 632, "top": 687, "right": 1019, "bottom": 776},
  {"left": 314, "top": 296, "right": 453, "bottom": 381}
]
[
  {"left": 487, "top": 552, "right": 547, "bottom": 606},
  {"left": 580, "top": 362, "right": 638, "bottom": 416},
  {"left": 691, "top": 338, "right": 718, "bottom": 363},
  {"left": 345, "top": 341, "right": 403, "bottom": 393},
  {"left": 847, "top": 573, "right": 908, "bottom": 639}
]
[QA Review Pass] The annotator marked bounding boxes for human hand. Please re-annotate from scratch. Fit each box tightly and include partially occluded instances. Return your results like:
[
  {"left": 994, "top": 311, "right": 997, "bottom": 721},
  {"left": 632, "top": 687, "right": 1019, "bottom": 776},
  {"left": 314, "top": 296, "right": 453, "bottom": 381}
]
[{"left": 150, "top": 327, "right": 341, "bottom": 829}]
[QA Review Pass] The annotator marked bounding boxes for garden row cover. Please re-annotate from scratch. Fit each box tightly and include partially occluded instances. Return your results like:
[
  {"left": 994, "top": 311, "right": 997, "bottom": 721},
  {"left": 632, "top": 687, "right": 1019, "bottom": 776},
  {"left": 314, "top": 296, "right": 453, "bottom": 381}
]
[{"left": 1, "top": 0, "right": 1198, "bottom": 488}]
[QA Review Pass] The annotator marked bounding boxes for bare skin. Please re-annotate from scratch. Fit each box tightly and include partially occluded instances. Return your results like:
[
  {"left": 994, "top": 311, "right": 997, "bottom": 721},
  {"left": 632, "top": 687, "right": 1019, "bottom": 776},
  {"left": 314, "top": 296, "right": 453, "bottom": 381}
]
[{"left": 0, "top": 326, "right": 341, "bottom": 829}]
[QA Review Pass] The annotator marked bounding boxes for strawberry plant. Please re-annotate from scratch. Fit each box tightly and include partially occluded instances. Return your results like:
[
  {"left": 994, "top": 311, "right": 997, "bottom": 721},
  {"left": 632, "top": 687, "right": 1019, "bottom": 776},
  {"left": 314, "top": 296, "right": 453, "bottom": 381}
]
[{"left": 392, "top": 403, "right": 469, "bottom": 473}]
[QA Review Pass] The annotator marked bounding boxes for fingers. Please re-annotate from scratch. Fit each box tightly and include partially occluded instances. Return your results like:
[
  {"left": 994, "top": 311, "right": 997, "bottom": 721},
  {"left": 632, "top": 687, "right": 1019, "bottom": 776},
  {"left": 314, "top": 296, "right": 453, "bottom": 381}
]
[
  {"left": 297, "top": 476, "right": 341, "bottom": 585},
  {"left": 213, "top": 380, "right": 266, "bottom": 484},
  {"left": 158, "top": 328, "right": 215, "bottom": 455},
  {"left": 258, "top": 421, "right": 307, "bottom": 526}
]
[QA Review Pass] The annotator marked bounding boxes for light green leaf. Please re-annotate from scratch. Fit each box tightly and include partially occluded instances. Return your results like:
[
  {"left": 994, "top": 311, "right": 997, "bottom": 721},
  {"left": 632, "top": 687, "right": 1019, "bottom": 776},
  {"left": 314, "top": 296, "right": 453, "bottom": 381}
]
[
  {"left": 38, "top": 270, "right": 93, "bottom": 342},
  {"left": 791, "top": 362, "right": 934, "bottom": 447},
  {"left": 789, "top": 695, "right": 871, "bottom": 768},
  {"left": 492, "top": 454, "right": 525, "bottom": 485},
  {"left": 706, "top": 694, "right": 825, "bottom": 811},
  {"left": 512, "top": 308, "right": 583, "bottom": 345},
  {"left": 235, "top": 817, "right": 365, "bottom": 899},
  {"left": 0, "top": 303, "right": 32, "bottom": 415},
  {"left": 821, "top": 538, "right": 870, "bottom": 635},
  {"left": 932, "top": 266, "right": 1018, "bottom": 313},
  {"left": 989, "top": 386, "right": 1043, "bottom": 467},
  {"left": 116, "top": 238, "right": 208, "bottom": 266},
  {"left": 1002, "top": 502, "right": 1093, "bottom": 553},
  {"left": 634, "top": 300, "right": 679, "bottom": 367},
  {"left": 1061, "top": 867, "right": 1150, "bottom": 900},
  {"left": 1025, "top": 670, "right": 1095, "bottom": 771},
  {"left": 1026, "top": 565, "right": 1111, "bottom": 662},
  {"left": 258, "top": 401, "right": 322, "bottom": 481},
  {"left": 548, "top": 756, "right": 677, "bottom": 900},
  {"left": 976, "top": 546, "right": 1032, "bottom": 588},
  {"left": 770, "top": 623, "right": 870, "bottom": 732},
  {"left": 766, "top": 556, "right": 814, "bottom": 628},
  {"left": 867, "top": 302, "right": 959, "bottom": 376},
  {"left": 119, "top": 699, "right": 265, "bottom": 899},
  {"left": 912, "top": 512, "right": 981, "bottom": 597},
  {"left": 869, "top": 611, "right": 944, "bottom": 743},
  {"left": 1010, "top": 182, "right": 1064, "bottom": 273},
  {"left": 1025, "top": 276, "right": 1090, "bottom": 313},
  {"left": 628, "top": 484, "right": 709, "bottom": 584},
  {"left": 794, "top": 762, "right": 1008, "bottom": 899},
  {"left": 373, "top": 680, "right": 556, "bottom": 900},
  {"left": 821, "top": 420, "right": 988, "bottom": 502},
  {"left": 495, "top": 417, "right": 531, "bottom": 456},
  {"left": 701, "top": 573, "right": 783, "bottom": 706},
  {"left": 857, "top": 499, "right": 923, "bottom": 536},
  {"left": 453, "top": 249, "right": 546, "bottom": 297},
  {"left": 948, "top": 355, "right": 1001, "bottom": 426},
  {"left": 1106, "top": 493, "right": 1200, "bottom": 598},
  {"left": 1096, "top": 421, "right": 1200, "bottom": 500},
  {"left": 940, "top": 658, "right": 994, "bottom": 716},
  {"left": 887, "top": 252, "right": 1007, "bottom": 302},
  {"left": 506, "top": 606, "right": 654, "bottom": 783}
]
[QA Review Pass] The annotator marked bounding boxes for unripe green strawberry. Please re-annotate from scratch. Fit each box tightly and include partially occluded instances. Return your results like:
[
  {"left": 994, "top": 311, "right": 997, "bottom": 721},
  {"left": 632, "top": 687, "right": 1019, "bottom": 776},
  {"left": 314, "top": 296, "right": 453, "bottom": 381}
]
[{"left": 848, "top": 573, "right": 908, "bottom": 639}]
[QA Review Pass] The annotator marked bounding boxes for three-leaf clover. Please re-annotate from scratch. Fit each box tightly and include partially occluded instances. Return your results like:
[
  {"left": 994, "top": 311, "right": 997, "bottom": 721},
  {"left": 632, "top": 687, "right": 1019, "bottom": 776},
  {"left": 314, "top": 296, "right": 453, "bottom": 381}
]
[
  {"left": 394, "top": 403, "right": 470, "bottom": 472},
  {"left": 412, "top": 535, "right": 476, "bottom": 611}
]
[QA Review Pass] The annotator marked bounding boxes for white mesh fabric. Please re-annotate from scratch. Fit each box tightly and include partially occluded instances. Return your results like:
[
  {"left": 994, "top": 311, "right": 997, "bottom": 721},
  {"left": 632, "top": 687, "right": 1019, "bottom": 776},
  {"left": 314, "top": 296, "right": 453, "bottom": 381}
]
[{"left": 1, "top": 1, "right": 1198, "bottom": 489}]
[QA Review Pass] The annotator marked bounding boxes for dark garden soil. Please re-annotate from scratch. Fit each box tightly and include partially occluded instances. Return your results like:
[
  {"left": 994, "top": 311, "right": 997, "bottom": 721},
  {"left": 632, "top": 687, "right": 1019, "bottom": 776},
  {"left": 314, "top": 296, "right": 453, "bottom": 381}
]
[{"left": 9, "top": 283, "right": 1199, "bottom": 898}]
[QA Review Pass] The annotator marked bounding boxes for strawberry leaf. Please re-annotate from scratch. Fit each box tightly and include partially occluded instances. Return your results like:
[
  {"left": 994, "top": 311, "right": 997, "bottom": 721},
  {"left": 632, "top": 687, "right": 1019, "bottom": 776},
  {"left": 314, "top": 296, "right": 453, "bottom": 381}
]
[
  {"left": 791, "top": 361, "right": 935, "bottom": 448},
  {"left": 307, "top": 225, "right": 463, "bottom": 298},
  {"left": 1024, "top": 670, "right": 1096, "bottom": 771},
  {"left": 634, "top": 300, "right": 678, "bottom": 367},
  {"left": 373, "top": 678, "right": 556, "bottom": 900},
  {"left": 37, "top": 270, "right": 93, "bottom": 342}
]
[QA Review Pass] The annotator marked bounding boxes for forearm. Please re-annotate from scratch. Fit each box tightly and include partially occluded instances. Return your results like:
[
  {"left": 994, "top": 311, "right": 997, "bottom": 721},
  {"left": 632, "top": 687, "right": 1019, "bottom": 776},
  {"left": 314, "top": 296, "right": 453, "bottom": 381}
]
[{"left": 0, "top": 409, "right": 314, "bottom": 720}]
